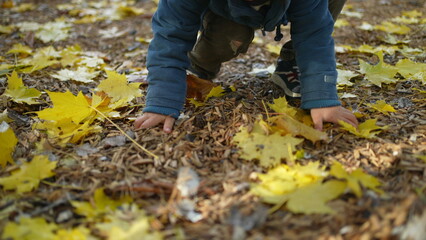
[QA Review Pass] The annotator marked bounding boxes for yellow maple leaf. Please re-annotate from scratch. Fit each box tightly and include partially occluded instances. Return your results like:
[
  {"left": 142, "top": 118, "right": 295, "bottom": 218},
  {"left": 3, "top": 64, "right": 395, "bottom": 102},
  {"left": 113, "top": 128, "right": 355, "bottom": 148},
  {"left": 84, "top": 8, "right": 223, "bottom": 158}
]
[
  {"left": 0, "top": 155, "right": 57, "bottom": 194},
  {"left": 284, "top": 180, "right": 347, "bottom": 214},
  {"left": 339, "top": 118, "right": 388, "bottom": 138},
  {"left": 265, "top": 44, "right": 281, "bottom": 55},
  {"left": 0, "top": 24, "right": 15, "bottom": 34},
  {"left": 335, "top": 19, "right": 349, "bottom": 28},
  {"left": 251, "top": 162, "right": 328, "bottom": 200},
  {"left": 12, "top": 3, "right": 36, "bottom": 12},
  {"left": 34, "top": 118, "right": 101, "bottom": 144},
  {"left": 54, "top": 227, "right": 92, "bottom": 240},
  {"left": 35, "top": 21, "right": 72, "bottom": 43},
  {"left": 0, "top": 121, "right": 18, "bottom": 167},
  {"left": 268, "top": 97, "right": 297, "bottom": 117},
  {"left": 359, "top": 51, "right": 398, "bottom": 87},
  {"left": 6, "top": 43, "right": 33, "bottom": 55},
  {"left": 272, "top": 115, "right": 327, "bottom": 143},
  {"left": 330, "top": 161, "right": 383, "bottom": 197},
  {"left": 97, "top": 70, "right": 142, "bottom": 103},
  {"left": 3, "top": 217, "right": 58, "bottom": 240},
  {"left": 96, "top": 206, "right": 163, "bottom": 240},
  {"left": 374, "top": 21, "right": 411, "bottom": 35},
  {"left": 233, "top": 124, "right": 303, "bottom": 168},
  {"left": 395, "top": 58, "right": 426, "bottom": 83},
  {"left": 50, "top": 67, "right": 99, "bottom": 83},
  {"left": 20, "top": 53, "right": 59, "bottom": 73},
  {"left": 3, "top": 71, "right": 41, "bottom": 104},
  {"left": 71, "top": 188, "right": 132, "bottom": 220},
  {"left": 402, "top": 10, "right": 422, "bottom": 18},
  {"left": 367, "top": 100, "right": 396, "bottom": 115},
  {"left": 36, "top": 90, "right": 95, "bottom": 124},
  {"left": 59, "top": 44, "right": 81, "bottom": 67},
  {"left": 0, "top": 109, "right": 13, "bottom": 123},
  {"left": 204, "top": 85, "right": 226, "bottom": 101},
  {"left": 337, "top": 69, "right": 357, "bottom": 86}
]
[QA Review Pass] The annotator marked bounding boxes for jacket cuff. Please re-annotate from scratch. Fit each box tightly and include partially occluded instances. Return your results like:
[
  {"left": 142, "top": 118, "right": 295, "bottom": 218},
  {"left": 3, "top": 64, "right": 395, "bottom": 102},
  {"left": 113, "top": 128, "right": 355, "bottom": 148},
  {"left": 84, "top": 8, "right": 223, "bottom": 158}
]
[
  {"left": 301, "top": 73, "right": 339, "bottom": 109},
  {"left": 301, "top": 99, "right": 341, "bottom": 109},
  {"left": 143, "top": 106, "right": 180, "bottom": 119}
]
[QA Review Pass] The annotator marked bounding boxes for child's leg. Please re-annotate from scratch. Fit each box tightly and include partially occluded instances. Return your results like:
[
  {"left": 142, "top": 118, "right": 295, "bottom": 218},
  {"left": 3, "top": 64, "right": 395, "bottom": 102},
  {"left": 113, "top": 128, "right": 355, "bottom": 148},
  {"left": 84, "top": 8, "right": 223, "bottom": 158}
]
[{"left": 188, "top": 11, "right": 254, "bottom": 80}]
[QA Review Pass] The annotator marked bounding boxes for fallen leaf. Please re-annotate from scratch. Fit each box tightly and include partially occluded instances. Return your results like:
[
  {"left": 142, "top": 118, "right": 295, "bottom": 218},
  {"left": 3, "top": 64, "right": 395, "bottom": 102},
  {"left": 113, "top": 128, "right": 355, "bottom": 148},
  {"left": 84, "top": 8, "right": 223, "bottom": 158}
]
[
  {"left": 36, "top": 91, "right": 94, "bottom": 124},
  {"left": 0, "top": 110, "right": 13, "bottom": 123},
  {"left": 97, "top": 70, "right": 142, "bottom": 103},
  {"left": 359, "top": 51, "right": 398, "bottom": 87},
  {"left": 3, "top": 71, "right": 41, "bottom": 104},
  {"left": 0, "top": 121, "right": 17, "bottom": 167},
  {"left": 204, "top": 85, "right": 225, "bottom": 101},
  {"left": 374, "top": 21, "right": 411, "bottom": 35},
  {"left": 251, "top": 162, "right": 328, "bottom": 200},
  {"left": 395, "top": 58, "right": 426, "bottom": 83},
  {"left": 367, "top": 100, "right": 396, "bottom": 115},
  {"left": 339, "top": 118, "right": 388, "bottom": 139},
  {"left": 186, "top": 74, "right": 216, "bottom": 101},
  {"left": 50, "top": 67, "right": 99, "bottom": 83},
  {"left": 54, "top": 227, "right": 92, "bottom": 240},
  {"left": 265, "top": 44, "right": 281, "bottom": 55},
  {"left": 337, "top": 69, "right": 358, "bottom": 86},
  {"left": 284, "top": 180, "right": 347, "bottom": 214},
  {"left": 2, "top": 217, "right": 58, "bottom": 240},
  {"left": 6, "top": 43, "right": 32, "bottom": 55},
  {"left": 335, "top": 19, "right": 349, "bottom": 28},
  {"left": 272, "top": 115, "right": 327, "bottom": 143},
  {"left": 0, "top": 155, "right": 57, "bottom": 193},
  {"left": 71, "top": 188, "right": 132, "bottom": 220},
  {"left": 330, "top": 161, "right": 383, "bottom": 197},
  {"left": 234, "top": 124, "right": 303, "bottom": 168},
  {"left": 0, "top": 24, "right": 14, "bottom": 34}
]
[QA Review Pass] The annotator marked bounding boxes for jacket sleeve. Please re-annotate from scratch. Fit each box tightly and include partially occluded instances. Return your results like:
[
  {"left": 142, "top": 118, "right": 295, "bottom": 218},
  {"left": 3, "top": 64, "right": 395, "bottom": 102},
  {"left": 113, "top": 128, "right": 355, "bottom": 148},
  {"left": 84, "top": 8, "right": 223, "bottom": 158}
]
[
  {"left": 287, "top": 0, "right": 341, "bottom": 109},
  {"left": 143, "top": 0, "right": 209, "bottom": 118}
]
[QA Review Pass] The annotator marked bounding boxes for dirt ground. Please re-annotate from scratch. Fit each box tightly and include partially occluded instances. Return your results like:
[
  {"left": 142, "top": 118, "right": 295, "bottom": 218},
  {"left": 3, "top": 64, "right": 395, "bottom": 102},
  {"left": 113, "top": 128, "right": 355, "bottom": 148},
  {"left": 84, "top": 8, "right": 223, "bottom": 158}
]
[{"left": 0, "top": 0, "right": 426, "bottom": 239}]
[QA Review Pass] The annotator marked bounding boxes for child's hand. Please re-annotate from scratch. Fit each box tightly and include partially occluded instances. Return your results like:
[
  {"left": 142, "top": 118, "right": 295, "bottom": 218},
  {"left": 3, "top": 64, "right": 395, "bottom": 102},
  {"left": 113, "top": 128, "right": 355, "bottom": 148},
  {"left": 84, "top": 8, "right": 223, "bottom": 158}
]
[
  {"left": 134, "top": 112, "right": 175, "bottom": 133},
  {"left": 310, "top": 106, "right": 358, "bottom": 131}
]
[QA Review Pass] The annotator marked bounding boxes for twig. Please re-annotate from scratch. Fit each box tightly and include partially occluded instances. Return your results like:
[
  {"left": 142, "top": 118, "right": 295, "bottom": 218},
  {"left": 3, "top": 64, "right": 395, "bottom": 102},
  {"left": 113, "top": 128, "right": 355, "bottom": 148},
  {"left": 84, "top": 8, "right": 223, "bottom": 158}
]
[{"left": 90, "top": 106, "right": 158, "bottom": 159}]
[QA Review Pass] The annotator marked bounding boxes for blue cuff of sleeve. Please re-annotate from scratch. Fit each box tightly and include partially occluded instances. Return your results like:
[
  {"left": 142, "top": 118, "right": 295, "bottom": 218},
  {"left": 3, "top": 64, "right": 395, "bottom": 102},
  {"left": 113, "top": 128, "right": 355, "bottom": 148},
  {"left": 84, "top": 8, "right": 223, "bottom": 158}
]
[
  {"left": 143, "top": 106, "right": 180, "bottom": 119},
  {"left": 301, "top": 99, "right": 341, "bottom": 109}
]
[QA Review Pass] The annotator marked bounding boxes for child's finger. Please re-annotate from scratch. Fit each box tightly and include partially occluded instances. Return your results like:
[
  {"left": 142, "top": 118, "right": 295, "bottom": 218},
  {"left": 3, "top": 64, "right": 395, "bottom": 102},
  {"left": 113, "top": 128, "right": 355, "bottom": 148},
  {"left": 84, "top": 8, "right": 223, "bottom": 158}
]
[
  {"left": 134, "top": 114, "right": 150, "bottom": 129},
  {"left": 163, "top": 117, "right": 175, "bottom": 133}
]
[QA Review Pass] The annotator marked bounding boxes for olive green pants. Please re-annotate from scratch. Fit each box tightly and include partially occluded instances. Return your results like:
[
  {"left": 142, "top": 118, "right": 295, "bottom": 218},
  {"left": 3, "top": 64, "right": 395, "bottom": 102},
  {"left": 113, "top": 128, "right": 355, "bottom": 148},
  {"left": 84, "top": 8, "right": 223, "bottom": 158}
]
[{"left": 188, "top": 0, "right": 346, "bottom": 80}]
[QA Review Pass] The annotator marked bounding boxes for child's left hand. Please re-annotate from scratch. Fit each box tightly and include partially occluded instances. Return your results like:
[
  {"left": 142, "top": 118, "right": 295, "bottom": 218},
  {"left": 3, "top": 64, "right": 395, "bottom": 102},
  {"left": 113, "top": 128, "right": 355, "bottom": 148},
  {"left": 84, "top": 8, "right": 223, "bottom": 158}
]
[{"left": 310, "top": 106, "right": 358, "bottom": 131}]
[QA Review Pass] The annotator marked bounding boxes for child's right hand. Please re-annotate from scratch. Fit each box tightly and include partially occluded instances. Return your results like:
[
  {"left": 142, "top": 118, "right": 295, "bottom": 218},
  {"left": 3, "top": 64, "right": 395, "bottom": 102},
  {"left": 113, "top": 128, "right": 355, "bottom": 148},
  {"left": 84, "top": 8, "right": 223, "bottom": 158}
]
[{"left": 134, "top": 112, "right": 175, "bottom": 133}]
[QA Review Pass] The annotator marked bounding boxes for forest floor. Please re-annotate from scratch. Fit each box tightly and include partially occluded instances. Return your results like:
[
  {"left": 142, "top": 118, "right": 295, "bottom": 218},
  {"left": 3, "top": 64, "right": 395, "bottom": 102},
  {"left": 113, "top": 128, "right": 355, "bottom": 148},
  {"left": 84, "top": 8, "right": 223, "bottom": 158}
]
[{"left": 0, "top": 0, "right": 426, "bottom": 239}]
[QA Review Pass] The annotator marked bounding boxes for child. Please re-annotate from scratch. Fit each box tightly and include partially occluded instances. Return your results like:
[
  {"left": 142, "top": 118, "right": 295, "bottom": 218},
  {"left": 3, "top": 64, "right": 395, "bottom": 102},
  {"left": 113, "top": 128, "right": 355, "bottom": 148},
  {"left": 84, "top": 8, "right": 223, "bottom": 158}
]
[{"left": 135, "top": 0, "right": 358, "bottom": 133}]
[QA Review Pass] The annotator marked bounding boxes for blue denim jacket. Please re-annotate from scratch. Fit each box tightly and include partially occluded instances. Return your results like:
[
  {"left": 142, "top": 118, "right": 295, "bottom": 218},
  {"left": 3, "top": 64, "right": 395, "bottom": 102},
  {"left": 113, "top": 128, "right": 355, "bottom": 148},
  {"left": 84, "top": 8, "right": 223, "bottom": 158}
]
[{"left": 143, "top": 0, "right": 340, "bottom": 118}]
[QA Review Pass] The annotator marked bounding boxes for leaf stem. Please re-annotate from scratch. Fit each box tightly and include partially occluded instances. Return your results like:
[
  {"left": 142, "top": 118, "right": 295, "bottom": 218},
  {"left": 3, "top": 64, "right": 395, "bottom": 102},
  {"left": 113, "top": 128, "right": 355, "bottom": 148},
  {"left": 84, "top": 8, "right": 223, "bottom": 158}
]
[{"left": 90, "top": 106, "right": 158, "bottom": 159}]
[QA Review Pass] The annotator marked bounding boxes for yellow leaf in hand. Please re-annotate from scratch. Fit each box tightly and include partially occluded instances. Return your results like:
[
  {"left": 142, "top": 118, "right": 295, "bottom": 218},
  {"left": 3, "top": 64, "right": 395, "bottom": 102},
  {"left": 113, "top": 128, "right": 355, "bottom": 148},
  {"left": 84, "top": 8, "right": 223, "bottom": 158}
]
[
  {"left": 359, "top": 51, "right": 398, "bottom": 87},
  {"left": 71, "top": 188, "right": 132, "bottom": 220},
  {"left": 3, "top": 217, "right": 58, "bottom": 240},
  {"left": 339, "top": 118, "right": 387, "bottom": 138},
  {"left": 36, "top": 91, "right": 94, "bottom": 124},
  {"left": 0, "top": 155, "right": 57, "bottom": 193},
  {"left": 234, "top": 124, "right": 303, "bottom": 168},
  {"left": 4, "top": 71, "right": 41, "bottom": 104},
  {"left": 97, "top": 70, "right": 142, "bottom": 103},
  {"left": 367, "top": 100, "right": 396, "bottom": 115},
  {"left": 0, "top": 122, "right": 18, "bottom": 167},
  {"left": 330, "top": 161, "right": 383, "bottom": 197},
  {"left": 273, "top": 115, "right": 327, "bottom": 143}
]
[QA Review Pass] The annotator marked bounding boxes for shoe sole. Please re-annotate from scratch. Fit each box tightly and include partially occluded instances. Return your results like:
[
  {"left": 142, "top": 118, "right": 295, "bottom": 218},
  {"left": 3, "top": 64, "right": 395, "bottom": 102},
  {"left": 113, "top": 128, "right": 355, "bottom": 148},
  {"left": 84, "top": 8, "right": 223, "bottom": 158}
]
[{"left": 271, "top": 73, "right": 302, "bottom": 98}]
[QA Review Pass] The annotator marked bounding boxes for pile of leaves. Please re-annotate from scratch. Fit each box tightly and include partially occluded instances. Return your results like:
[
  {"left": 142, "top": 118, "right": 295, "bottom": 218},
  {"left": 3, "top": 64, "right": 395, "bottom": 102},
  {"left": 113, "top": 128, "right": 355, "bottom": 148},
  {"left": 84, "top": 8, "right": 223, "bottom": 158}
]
[{"left": 0, "top": 0, "right": 425, "bottom": 239}]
